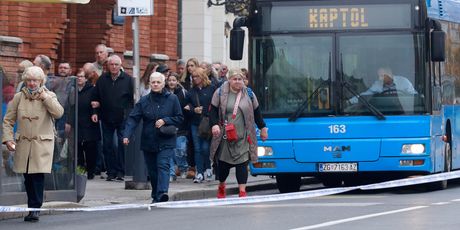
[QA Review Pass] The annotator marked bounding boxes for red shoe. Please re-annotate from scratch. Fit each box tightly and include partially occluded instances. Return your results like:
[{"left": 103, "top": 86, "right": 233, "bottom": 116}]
[
  {"left": 239, "top": 191, "right": 247, "bottom": 197},
  {"left": 217, "top": 183, "right": 226, "bottom": 199}
]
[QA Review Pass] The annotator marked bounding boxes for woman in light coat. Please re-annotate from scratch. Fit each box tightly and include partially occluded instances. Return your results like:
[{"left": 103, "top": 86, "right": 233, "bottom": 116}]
[{"left": 2, "top": 66, "right": 64, "bottom": 222}]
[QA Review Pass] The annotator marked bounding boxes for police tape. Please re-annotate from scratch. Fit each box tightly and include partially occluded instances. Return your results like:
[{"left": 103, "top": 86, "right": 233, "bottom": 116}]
[{"left": 1, "top": 170, "right": 460, "bottom": 212}]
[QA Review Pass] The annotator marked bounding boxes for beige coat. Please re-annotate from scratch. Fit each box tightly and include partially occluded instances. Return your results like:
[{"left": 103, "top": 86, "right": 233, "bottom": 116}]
[
  {"left": 2, "top": 88, "right": 64, "bottom": 173},
  {"left": 209, "top": 82, "right": 260, "bottom": 163}
]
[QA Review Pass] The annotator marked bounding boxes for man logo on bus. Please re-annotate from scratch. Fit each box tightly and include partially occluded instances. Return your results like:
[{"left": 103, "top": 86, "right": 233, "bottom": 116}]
[{"left": 323, "top": 145, "right": 351, "bottom": 152}]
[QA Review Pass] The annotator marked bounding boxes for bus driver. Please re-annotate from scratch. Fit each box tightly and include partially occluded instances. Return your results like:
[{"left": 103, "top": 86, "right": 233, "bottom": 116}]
[{"left": 349, "top": 67, "right": 417, "bottom": 104}]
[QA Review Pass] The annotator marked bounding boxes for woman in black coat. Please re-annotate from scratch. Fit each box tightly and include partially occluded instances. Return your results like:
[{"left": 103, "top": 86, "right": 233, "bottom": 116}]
[{"left": 69, "top": 69, "right": 101, "bottom": 179}]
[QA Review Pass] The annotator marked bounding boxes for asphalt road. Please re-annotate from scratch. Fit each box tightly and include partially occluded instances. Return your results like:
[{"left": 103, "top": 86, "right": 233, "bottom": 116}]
[{"left": 2, "top": 181, "right": 460, "bottom": 230}]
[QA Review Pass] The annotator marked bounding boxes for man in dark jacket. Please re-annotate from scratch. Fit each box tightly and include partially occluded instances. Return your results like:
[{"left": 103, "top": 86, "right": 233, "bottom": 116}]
[
  {"left": 123, "top": 72, "right": 183, "bottom": 203},
  {"left": 91, "top": 55, "right": 134, "bottom": 181}
]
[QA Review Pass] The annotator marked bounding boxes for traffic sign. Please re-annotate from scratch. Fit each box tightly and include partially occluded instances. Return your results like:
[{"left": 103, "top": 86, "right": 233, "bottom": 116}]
[{"left": 117, "top": 0, "right": 153, "bottom": 16}]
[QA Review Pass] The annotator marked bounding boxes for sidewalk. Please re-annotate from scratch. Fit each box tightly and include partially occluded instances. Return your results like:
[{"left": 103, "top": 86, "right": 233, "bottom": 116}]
[
  {"left": 81, "top": 172, "right": 277, "bottom": 206},
  {"left": 0, "top": 172, "right": 278, "bottom": 220}
]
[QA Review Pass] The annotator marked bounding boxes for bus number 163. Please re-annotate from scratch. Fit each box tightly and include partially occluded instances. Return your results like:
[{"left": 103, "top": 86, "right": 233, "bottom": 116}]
[{"left": 328, "top": 125, "right": 346, "bottom": 134}]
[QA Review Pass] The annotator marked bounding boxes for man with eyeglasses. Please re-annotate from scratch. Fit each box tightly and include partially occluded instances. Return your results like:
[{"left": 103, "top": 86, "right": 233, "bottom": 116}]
[{"left": 91, "top": 55, "right": 134, "bottom": 182}]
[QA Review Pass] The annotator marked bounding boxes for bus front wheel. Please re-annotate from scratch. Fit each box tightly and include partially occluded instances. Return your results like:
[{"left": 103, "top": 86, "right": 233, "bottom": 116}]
[
  {"left": 276, "top": 174, "right": 301, "bottom": 193},
  {"left": 427, "top": 142, "right": 451, "bottom": 190}
]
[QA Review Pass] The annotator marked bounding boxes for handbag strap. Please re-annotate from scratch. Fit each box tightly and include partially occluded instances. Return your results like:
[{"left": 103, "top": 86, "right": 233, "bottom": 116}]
[
  {"left": 231, "top": 91, "right": 242, "bottom": 120},
  {"left": 195, "top": 92, "right": 201, "bottom": 107}
]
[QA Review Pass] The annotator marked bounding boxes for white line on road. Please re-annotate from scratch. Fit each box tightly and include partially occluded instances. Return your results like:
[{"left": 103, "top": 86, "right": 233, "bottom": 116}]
[
  {"left": 431, "top": 202, "right": 450, "bottom": 205},
  {"left": 216, "top": 202, "right": 382, "bottom": 208},
  {"left": 289, "top": 206, "right": 428, "bottom": 230}
]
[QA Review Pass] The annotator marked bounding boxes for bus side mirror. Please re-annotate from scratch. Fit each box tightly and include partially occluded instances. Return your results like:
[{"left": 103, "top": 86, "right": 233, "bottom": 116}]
[
  {"left": 230, "top": 27, "right": 245, "bottom": 60},
  {"left": 431, "top": 30, "right": 445, "bottom": 62}
]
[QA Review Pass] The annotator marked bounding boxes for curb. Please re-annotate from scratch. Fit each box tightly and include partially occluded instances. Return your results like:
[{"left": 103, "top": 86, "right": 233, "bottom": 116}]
[{"left": 0, "top": 177, "right": 317, "bottom": 220}]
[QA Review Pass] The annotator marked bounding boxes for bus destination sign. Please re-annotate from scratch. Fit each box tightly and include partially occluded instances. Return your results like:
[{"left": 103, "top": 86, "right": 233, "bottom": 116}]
[
  {"left": 306, "top": 4, "right": 411, "bottom": 30},
  {"left": 308, "top": 7, "right": 368, "bottom": 29},
  {"left": 265, "top": 4, "right": 412, "bottom": 31}
]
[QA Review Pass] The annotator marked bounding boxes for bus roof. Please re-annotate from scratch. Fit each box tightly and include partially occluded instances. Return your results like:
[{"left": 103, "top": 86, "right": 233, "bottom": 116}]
[{"left": 427, "top": 0, "right": 460, "bottom": 22}]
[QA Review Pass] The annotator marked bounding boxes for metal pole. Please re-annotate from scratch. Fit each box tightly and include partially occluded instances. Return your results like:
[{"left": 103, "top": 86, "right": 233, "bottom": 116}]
[
  {"left": 126, "top": 16, "right": 149, "bottom": 189},
  {"left": 133, "top": 16, "right": 140, "bottom": 102}
]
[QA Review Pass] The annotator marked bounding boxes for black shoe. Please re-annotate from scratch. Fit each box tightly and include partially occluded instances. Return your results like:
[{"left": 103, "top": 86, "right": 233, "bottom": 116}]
[
  {"left": 116, "top": 176, "right": 124, "bottom": 181},
  {"left": 24, "top": 211, "right": 39, "bottom": 222},
  {"left": 158, "top": 193, "right": 169, "bottom": 202},
  {"left": 106, "top": 175, "right": 116, "bottom": 181},
  {"left": 87, "top": 174, "right": 95, "bottom": 180}
]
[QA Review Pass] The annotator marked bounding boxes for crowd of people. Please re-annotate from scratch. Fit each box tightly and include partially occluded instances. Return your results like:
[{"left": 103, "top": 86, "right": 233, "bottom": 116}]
[{"left": 1, "top": 43, "right": 268, "bottom": 220}]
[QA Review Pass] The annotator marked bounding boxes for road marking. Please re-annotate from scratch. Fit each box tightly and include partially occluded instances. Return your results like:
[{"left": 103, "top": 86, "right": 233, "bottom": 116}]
[
  {"left": 431, "top": 202, "right": 450, "bottom": 205},
  {"left": 289, "top": 206, "right": 428, "bottom": 230},
  {"left": 451, "top": 199, "right": 460, "bottom": 202},
  {"left": 219, "top": 202, "right": 382, "bottom": 208}
]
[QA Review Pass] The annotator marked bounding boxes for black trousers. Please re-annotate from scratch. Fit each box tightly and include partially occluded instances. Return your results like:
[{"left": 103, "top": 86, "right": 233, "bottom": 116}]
[
  {"left": 77, "top": 140, "right": 98, "bottom": 176},
  {"left": 217, "top": 160, "right": 248, "bottom": 184},
  {"left": 23, "top": 173, "right": 45, "bottom": 208}
]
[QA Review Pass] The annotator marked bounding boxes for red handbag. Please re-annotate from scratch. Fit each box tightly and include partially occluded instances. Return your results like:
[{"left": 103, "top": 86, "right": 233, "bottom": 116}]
[
  {"left": 225, "top": 92, "right": 242, "bottom": 142},
  {"left": 225, "top": 122, "right": 238, "bottom": 142}
]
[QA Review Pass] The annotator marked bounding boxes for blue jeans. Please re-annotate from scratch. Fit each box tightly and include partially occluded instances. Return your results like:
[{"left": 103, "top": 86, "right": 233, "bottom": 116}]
[
  {"left": 144, "top": 149, "right": 174, "bottom": 201},
  {"left": 175, "top": 135, "right": 188, "bottom": 173},
  {"left": 191, "top": 125, "right": 210, "bottom": 175},
  {"left": 101, "top": 122, "right": 125, "bottom": 178}
]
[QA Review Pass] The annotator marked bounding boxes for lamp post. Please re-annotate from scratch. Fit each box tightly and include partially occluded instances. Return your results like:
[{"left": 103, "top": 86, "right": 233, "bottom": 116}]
[{"left": 207, "top": 0, "right": 250, "bottom": 16}]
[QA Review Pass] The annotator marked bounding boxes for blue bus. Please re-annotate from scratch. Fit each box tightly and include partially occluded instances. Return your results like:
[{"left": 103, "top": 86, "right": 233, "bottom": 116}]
[{"left": 230, "top": 0, "right": 460, "bottom": 192}]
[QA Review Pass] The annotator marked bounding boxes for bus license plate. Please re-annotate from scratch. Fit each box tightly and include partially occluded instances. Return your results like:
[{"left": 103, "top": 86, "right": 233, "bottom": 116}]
[{"left": 318, "top": 163, "right": 358, "bottom": 172}]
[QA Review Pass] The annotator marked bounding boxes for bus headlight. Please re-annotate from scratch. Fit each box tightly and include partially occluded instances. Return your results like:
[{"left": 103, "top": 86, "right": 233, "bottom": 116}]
[
  {"left": 401, "top": 144, "right": 425, "bottom": 154},
  {"left": 257, "top": 146, "right": 273, "bottom": 157}
]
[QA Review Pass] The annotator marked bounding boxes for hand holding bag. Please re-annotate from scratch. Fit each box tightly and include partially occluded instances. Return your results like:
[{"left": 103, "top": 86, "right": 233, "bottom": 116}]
[{"left": 195, "top": 93, "right": 212, "bottom": 139}]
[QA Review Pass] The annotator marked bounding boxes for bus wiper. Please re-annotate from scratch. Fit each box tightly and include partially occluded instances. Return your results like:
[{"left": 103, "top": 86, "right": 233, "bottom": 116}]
[
  {"left": 289, "top": 53, "right": 332, "bottom": 122},
  {"left": 288, "top": 80, "right": 329, "bottom": 122},
  {"left": 342, "top": 80, "right": 386, "bottom": 120}
]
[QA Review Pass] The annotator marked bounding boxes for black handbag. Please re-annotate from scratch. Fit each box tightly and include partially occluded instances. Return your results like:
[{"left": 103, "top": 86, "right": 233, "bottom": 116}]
[
  {"left": 198, "top": 116, "right": 211, "bottom": 139},
  {"left": 195, "top": 93, "right": 212, "bottom": 139},
  {"left": 158, "top": 125, "right": 178, "bottom": 137}
]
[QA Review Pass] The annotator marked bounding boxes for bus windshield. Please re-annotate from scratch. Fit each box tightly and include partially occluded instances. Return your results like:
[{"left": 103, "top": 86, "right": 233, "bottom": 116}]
[
  {"left": 340, "top": 33, "right": 426, "bottom": 116},
  {"left": 252, "top": 33, "right": 427, "bottom": 118}
]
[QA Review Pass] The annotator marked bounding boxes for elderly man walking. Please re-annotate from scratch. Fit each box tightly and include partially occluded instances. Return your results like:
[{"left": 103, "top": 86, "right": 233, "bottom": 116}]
[{"left": 91, "top": 55, "right": 134, "bottom": 181}]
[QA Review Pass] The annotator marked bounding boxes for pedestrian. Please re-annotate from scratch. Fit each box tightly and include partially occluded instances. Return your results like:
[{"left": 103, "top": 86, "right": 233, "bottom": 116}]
[
  {"left": 180, "top": 58, "right": 199, "bottom": 90},
  {"left": 140, "top": 62, "right": 159, "bottom": 97},
  {"left": 123, "top": 72, "right": 183, "bottom": 203},
  {"left": 91, "top": 55, "right": 134, "bottom": 181},
  {"left": 209, "top": 69, "right": 268, "bottom": 198},
  {"left": 15, "top": 59, "right": 34, "bottom": 93},
  {"left": 93, "top": 44, "right": 109, "bottom": 76},
  {"left": 176, "top": 59, "right": 185, "bottom": 76},
  {"left": 2, "top": 66, "right": 64, "bottom": 221},
  {"left": 67, "top": 69, "right": 101, "bottom": 179},
  {"left": 186, "top": 67, "right": 216, "bottom": 183},
  {"left": 166, "top": 73, "right": 190, "bottom": 180}
]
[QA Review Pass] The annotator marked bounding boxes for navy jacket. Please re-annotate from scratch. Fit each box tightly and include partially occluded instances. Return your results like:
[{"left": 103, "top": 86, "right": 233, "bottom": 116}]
[{"left": 123, "top": 90, "right": 183, "bottom": 152}]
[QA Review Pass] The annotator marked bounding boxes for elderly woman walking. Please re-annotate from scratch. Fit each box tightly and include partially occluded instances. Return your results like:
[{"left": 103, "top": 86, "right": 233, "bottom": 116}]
[
  {"left": 123, "top": 72, "right": 183, "bottom": 203},
  {"left": 2, "top": 66, "right": 64, "bottom": 222},
  {"left": 209, "top": 69, "right": 268, "bottom": 198}
]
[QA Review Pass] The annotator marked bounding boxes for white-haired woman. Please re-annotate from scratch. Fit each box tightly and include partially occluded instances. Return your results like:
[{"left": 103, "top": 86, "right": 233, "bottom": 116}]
[
  {"left": 2, "top": 66, "right": 64, "bottom": 222},
  {"left": 123, "top": 72, "right": 183, "bottom": 203}
]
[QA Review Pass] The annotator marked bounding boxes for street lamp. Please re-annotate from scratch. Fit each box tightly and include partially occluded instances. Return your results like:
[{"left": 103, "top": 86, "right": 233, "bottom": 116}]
[{"left": 207, "top": 0, "right": 250, "bottom": 16}]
